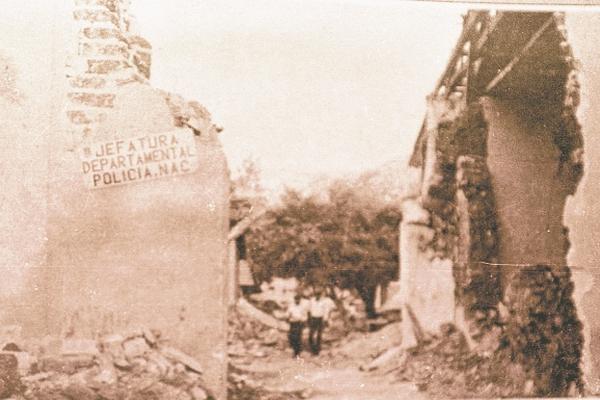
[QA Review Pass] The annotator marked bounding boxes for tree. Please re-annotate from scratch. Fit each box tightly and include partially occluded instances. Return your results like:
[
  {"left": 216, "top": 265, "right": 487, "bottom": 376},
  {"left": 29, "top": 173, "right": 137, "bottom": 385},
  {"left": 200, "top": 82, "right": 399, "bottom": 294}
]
[
  {"left": 246, "top": 181, "right": 401, "bottom": 318},
  {"left": 230, "top": 158, "right": 268, "bottom": 222}
]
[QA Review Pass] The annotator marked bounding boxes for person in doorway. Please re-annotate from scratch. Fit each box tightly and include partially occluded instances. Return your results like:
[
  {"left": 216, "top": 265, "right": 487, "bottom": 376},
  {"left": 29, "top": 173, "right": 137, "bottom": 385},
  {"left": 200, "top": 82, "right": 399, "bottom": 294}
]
[
  {"left": 286, "top": 294, "right": 308, "bottom": 358},
  {"left": 307, "top": 287, "right": 333, "bottom": 356}
]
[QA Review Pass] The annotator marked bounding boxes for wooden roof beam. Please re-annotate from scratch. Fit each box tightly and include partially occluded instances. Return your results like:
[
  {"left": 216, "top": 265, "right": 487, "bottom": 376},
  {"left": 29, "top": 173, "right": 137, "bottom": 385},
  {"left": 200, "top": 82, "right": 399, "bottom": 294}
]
[
  {"left": 434, "top": 11, "right": 486, "bottom": 93},
  {"left": 447, "top": 62, "right": 468, "bottom": 94},
  {"left": 228, "top": 206, "right": 267, "bottom": 241},
  {"left": 475, "top": 12, "right": 505, "bottom": 52},
  {"left": 485, "top": 15, "right": 555, "bottom": 93}
]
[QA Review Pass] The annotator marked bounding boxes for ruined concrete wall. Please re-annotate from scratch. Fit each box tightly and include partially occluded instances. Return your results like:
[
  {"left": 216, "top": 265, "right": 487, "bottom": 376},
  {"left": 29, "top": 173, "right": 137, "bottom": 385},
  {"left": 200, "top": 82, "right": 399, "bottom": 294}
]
[
  {"left": 395, "top": 97, "right": 458, "bottom": 340},
  {"left": 483, "top": 94, "right": 584, "bottom": 395},
  {"left": 564, "top": 13, "right": 600, "bottom": 393},
  {"left": 397, "top": 199, "right": 454, "bottom": 343},
  {"left": 484, "top": 97, "right": 571, "bottom": 267},
  {"left": 0, "top": 1, "right": 229, "bottom": 396},
  {"left": 408, "top": 91, "right": 583, "bottom": 395},
  {"left": 402, "top": 11, "right": 590, "bottom": 396}
]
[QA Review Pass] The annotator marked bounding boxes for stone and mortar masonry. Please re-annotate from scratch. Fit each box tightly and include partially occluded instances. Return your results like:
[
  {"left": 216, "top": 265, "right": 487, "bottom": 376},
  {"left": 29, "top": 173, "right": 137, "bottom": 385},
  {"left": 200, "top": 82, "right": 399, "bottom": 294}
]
[
  {"left": 409, "top": 13, "right": 586, "bottom": 396},
  {"left": 66, "top": 0, "right": 151, "bottom": 138},
  {"left": 417, "top": 95, "right": 584, "bottom": 396},
  {"left": 37, "top": 0, "right": 230, "bottom": 396}
]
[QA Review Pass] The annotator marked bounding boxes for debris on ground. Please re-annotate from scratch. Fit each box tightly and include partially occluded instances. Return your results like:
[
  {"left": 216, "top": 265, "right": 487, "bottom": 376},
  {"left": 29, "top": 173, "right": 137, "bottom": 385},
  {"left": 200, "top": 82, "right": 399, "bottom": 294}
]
[
  {"left": 393, "top": 322, "right": 581, "bottom": 398},
  {"left": 228, "top": 304, "right": 313, "bottom": 400},
  {"left": 227, "top": 363, "right": 307, "bottom": 400},
  {"left": 333, "top": 322, "right": 402, "bottom": 364},
  {"left": 228, "top": 305, "right": 288, "bottom": 362},
  {"left": 237, "top": 298, "right": 289, "bottom": 332},
  {"left": 248, "top": 279, "right": 372, "bottom": 338},
  {"left": 360, "top": 345, "right": 405, "bottom": 372},
  {"left": 0, "top": 327, "right": 215, "bottom": 400}
]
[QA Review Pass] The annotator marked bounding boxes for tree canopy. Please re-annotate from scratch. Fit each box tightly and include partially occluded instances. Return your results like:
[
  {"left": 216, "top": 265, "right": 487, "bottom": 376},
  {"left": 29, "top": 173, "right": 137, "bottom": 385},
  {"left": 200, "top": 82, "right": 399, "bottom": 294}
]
[
  {"left": 229, "top": 158, "right": 404, "bottom": 317},
  {"left": 245, "top": 180, "right": 401, "bottom": 317}
]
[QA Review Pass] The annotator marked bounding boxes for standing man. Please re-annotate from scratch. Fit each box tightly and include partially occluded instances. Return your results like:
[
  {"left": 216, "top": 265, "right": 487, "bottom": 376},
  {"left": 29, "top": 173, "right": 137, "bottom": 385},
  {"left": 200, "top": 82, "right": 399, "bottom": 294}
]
[
  {"left": 308, "top": 288, "right": 333, "bottom": 356},
  {"left": 287, "top": 294, "right": 308, "bottom": 358}
]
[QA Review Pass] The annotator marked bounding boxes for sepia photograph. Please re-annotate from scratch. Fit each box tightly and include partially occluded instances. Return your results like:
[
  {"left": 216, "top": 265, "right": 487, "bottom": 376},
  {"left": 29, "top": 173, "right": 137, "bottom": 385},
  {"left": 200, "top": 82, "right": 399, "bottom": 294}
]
[{"left": 1, "top": 0, "right": 600, "bottom": 398}]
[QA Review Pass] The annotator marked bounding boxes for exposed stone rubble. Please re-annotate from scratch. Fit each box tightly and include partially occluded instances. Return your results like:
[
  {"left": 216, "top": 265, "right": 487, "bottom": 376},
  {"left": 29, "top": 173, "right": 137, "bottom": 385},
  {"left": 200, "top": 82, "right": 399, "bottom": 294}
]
[
  {"left": 395, "top": 321, "right": 581, "bottom": 398},
  {"left": 390, "top": 264, "right": 583, "bottom": 398},
  {"left": 416, "top": 98, "right": 584, "bottom": 396},
  {"left": 503, "top": 264, "right": 583, "bottom": 396},
  {"left": 228, "top": 363, "right": 306, "bottom": 400},
  {"left": 66, "top": 0, "right": 223, "bottom": 143},
  {"left": 419, "top": 98, "right": 503, "bottom": 349},
  {"left": 161, "top": 92, "right": 222, "bottom": 138},
  {"left": 228, "top": 305, "right": 287, "bottom": 360},
  {"left": 66, "top": 0, "right": 153, "bottom": 138},
  {"left": 0, "top": 327, "right": 215, "bottom": 400},
  {"left": 553, "top": 13, "right": 584, "bottom": 194},
  {"left": 405, "top": 12, "right": 586, "bottom": 397},
  {"left": 227, "top": 308, "right": 309, "bottom": 400}
]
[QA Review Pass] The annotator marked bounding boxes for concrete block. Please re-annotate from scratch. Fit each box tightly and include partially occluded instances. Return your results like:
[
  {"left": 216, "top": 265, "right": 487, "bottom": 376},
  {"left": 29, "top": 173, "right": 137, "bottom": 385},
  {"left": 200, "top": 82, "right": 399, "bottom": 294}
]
[
  {"left": 122, "top": 337, "right": 149, "bottom": 360},
  {"left": 398, "top": 213, "right": 455, "bottom": 334},
  {"left": 61, "top": 338, "right": 99, "bottom": 356},
  {"left": 161, "top": 347, "right": 203, "bottom": 374}
]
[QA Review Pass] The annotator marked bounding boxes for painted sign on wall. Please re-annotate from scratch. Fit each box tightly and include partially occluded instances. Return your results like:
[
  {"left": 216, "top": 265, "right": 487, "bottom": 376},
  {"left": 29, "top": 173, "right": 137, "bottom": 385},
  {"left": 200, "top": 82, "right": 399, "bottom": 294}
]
[{"left": 80, "top": 129, "right": 198, "bottom": 189}]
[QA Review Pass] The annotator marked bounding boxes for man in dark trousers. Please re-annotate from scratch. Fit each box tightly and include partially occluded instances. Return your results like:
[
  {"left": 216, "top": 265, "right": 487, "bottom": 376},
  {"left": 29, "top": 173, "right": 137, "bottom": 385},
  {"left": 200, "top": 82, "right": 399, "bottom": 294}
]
[
  {"left": 307, "top": 288, "right": 333, "bottom": 356},
  {"left": 286, "top": 294, "right": 308, "bottom": 358}
]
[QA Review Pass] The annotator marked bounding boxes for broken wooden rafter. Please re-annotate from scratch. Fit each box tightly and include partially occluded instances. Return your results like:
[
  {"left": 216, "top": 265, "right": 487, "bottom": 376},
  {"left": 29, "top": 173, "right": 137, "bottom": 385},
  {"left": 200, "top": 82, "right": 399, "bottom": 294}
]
[
  {"left": 228, "top": 206, "right": 266, "bottom": 241},
  {"left": 485, "top": 15, "right": 555, "bottom": 93},
  {"left": 434, "top": 11, "right": 484, "bottom": 94},
  {"left": 475, "top": 12, "right": 504, "bottom": 52},
  {"left": 447, "top": 62, "right": 469, "bottom": 94}
]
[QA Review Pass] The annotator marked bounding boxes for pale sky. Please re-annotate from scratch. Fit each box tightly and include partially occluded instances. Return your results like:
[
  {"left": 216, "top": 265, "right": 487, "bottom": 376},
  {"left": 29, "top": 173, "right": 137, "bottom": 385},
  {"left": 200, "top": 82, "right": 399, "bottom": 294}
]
[{"left": 131, "top": 0, "right": 468, "bottom": 193}]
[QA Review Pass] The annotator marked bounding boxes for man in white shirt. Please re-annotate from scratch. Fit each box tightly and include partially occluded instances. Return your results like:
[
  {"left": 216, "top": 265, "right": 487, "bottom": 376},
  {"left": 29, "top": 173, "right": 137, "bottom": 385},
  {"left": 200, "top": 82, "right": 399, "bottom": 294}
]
[
  {"left": 286, "top": 294, "right": 308, "bottom": 357},
  {"left": 307, "top": 288, "right": 334, "bottom": 355}
]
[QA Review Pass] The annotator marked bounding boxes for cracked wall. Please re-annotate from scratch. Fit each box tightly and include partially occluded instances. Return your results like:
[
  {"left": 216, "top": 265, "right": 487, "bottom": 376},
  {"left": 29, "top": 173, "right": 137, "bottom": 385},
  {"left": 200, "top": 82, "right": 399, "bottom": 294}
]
[
  {"left": 483, "top": 95, "right": 584, "bottom": 396},
  {"left": 0, "top": 1, "right": 230, "bottom": 396},
  {"left": 402, "top": 12, "right": 588, "bottom": 396},
  {"left": 563, "top": 13, "right": 600, "bottom": 393}
]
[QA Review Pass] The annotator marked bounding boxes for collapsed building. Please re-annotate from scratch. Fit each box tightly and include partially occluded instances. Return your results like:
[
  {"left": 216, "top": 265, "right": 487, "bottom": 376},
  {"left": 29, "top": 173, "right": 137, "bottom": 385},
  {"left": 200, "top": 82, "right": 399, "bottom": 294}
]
[
  {"left": 0, "top": 0, "right": 229, "bottom": 397},
  {"left": 399, "top": 10, "right": 600, "bottom": 396}
]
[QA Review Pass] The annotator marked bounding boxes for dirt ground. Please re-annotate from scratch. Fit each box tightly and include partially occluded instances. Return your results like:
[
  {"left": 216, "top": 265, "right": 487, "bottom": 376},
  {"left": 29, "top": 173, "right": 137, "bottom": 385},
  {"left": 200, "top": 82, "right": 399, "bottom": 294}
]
[{"left": 231, "top": 346, "right": 428, "bottom": 400}]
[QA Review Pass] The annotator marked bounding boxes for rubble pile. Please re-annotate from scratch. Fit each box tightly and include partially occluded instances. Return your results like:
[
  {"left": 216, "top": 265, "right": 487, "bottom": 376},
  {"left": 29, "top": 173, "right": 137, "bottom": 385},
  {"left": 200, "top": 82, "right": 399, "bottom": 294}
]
[
  {"left": 395, "top": 321, "right": 581, "bottom": 398},
  {"left": 248, "top": 278, "right": 368, "bottom": 336},
  {"left": 502, "top": 264, "right": 583, "bottom": 396},
  {"left": 227, "top": 309, "right": 308, "bottom": 400},
  {"left": 395, "top": 323, "right": 495, "bottom": 398},
  {"left": 0, "top": 328, "right": 214, "bottom": 400},
  {"left": 227, "top": 306, "right": 287, "bottom": 361},
  {"left": 334, "top": 322, "right": 402, "bottom": 364},
  {"left": 227, "top": 364, "right": 305, "bottom": 400}
]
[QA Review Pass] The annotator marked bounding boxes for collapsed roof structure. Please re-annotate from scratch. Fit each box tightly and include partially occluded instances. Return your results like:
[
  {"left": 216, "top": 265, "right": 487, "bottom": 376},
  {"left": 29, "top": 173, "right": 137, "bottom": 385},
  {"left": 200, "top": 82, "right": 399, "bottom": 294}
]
[{"left": 400, "top": 11, "right": 591, "bottom": 397}]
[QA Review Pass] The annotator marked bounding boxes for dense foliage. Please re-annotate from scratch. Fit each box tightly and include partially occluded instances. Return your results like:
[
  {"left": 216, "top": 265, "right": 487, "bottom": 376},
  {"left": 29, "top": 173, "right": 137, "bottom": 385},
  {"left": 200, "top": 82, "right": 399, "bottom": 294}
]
[{"left": 245, "top": 181, "right": 401, "bottom": 317}]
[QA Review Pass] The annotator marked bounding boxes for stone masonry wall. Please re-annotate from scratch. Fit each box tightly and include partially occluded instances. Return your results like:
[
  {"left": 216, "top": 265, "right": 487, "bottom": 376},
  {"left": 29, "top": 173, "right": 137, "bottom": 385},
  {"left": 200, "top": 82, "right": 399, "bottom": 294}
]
[
  {"left": 564, "top": 12, "right": 600, "bottom": 393},
  {"left": 409, "top": 14, "right": 586, "bottom": 395},
  {"left": 66, "top": 0, "right": 152, "bottom": 137},
  {"left": 0, "top": 1, "right": 230, "bottom": 397}
]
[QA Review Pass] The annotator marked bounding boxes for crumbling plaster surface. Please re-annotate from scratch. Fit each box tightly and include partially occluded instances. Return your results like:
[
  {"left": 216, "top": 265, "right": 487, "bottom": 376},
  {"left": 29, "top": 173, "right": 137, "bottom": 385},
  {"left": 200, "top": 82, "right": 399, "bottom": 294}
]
[
  {"left": 398, "top": 198, "right": 455, "bottom": 339},
  {"left": 0, "top": 1, "right": 230, "bottom": 396},
  {"left": 483, "top": 96, "right": 568, "bottom": 267},
  {"left": 0, "top": 0, "right": 67, "bottom": 296},
  {"left": 564, "top": 13, "right": 600, "bottom": 393},
  {"left": 398, "top": 10, "right": 590, "bottom": 396},
  {"left": 45, "top": 83, "right": 230, "bottom": 394}
]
